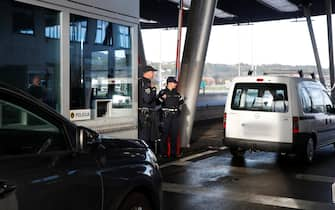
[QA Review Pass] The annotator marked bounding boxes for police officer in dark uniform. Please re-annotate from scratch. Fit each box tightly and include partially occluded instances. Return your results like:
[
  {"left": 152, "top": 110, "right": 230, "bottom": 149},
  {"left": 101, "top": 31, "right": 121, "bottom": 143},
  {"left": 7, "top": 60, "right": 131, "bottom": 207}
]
[
  {"left": 138, "top": 65, "right": 160, "bottom": 150},
  {"left": 158, "top": 76, "right": 184, "bottom": 158}
]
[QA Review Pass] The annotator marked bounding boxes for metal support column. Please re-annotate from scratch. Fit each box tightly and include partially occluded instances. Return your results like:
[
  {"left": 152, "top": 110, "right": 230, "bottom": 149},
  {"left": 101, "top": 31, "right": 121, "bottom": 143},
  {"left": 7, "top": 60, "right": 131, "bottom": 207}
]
[
  {"left": 176, "top": 0, "right": 184, "bottom": 78},
  {"left": 326, "top": 0, "right": 335, "bottom": 96},
  {"left": 304, "top": 5, "right": 325, "bottom": 86},
  {"left": 177, "top": 0, "right": 218, "bottom": 147}
]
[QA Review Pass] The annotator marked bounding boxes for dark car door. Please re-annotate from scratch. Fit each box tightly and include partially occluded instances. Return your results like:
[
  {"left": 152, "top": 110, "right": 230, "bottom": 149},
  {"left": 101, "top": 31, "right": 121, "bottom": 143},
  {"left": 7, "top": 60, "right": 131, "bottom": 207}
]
[{"left": 0, "top": 97, "right": 101, "bottom": 210}]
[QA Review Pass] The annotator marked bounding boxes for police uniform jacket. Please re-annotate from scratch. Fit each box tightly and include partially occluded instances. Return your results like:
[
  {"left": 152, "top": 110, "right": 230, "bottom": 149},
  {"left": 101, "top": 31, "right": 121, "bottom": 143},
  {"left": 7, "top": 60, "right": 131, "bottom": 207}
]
[
  {"left": 139, "top": 77, "right": 157, "bottom": 109},
  {"left": 158, "top": 88, "right": 184, "bottom": 110}
]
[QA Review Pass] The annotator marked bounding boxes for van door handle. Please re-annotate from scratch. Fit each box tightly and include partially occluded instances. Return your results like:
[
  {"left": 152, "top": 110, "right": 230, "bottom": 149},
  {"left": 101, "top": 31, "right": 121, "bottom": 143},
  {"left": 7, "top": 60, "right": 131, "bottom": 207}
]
[{"left": 0, "top": 181, "right": 16, "bottom": 197}]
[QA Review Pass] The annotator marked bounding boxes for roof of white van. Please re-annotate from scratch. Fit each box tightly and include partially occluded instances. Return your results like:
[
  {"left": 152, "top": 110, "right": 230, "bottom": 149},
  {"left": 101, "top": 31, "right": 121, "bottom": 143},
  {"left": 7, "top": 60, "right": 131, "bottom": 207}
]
[{"left": 232, "top": 75, "right": 318, "bottom": 84}]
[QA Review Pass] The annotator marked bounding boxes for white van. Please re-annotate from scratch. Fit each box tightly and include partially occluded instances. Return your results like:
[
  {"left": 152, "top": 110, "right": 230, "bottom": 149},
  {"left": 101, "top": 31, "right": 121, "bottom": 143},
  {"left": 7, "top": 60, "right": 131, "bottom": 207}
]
[{"left": 223, "top": 76, "right": 335, "bottom": 162}]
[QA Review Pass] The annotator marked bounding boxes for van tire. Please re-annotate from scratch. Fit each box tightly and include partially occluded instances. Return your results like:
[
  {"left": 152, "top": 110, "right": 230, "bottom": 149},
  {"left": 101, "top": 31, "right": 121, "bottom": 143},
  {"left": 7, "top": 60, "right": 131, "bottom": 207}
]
[
  {"left": 300, "top": 137, "right": 315, "bottom": 163},
  {"left": 230, "top": 147, "right": 246, "bottom": 157}
]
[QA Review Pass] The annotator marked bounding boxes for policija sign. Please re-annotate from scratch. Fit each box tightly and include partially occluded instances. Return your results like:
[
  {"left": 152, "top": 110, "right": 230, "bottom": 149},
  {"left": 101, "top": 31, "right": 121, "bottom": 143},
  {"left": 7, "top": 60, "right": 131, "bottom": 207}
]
[{"left": 70, "top": 109, "right": 91, "bottom": 121}]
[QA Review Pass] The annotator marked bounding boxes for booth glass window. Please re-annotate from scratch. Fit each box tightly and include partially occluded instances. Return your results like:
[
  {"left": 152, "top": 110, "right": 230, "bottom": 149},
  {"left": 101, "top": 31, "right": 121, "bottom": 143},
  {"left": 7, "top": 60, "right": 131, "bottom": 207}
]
[
  {"left": 0, "top": 0, "right": 61, "bottom": 111},
  {"left": 70, "top": 14, "right": 133, "bottom": 119}
]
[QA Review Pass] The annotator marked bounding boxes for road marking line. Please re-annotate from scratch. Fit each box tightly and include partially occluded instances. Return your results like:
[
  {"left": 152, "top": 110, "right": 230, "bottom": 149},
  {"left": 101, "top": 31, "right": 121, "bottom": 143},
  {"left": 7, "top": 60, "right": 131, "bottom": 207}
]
[
  {"left": 160, "top": 150, "right": 218, "bottom": 169},
  {"left": 295, "top": 174, "right": 335, "bottom": 183},
  {"left": 163, "top": 182, "right": 335, "bottom": 210},
  {"left": 219, "top": 146, "right": 228, "bottom": 150},
  {"left": 179, "top": 150, "right": 219, "bottom": 162},
  {"left": 160, "top": 161, "right": 192, "bottom": 168}
]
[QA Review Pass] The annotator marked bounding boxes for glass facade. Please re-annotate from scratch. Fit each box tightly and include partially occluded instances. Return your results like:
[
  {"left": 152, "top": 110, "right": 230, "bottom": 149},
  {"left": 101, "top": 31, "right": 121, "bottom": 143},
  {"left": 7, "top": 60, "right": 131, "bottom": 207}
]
[
  {"left": 70, "top": 14, "right": 133, "bottom": 119},
  {"left": 0, "top": 0, "right": 60, "bottom": 111},
  {"left": 0, "top": 0, "right": 136, "bottom": 137}
]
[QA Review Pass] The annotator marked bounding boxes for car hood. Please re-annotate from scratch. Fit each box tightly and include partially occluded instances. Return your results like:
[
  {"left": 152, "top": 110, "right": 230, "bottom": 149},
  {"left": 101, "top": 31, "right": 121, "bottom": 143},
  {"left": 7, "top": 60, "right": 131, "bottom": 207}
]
[
  {"left": 95, "top": 137, "right": 156, "bottom": 164},
  {"left": 100, "top": 136, "right": 149, "bottom": 150}
]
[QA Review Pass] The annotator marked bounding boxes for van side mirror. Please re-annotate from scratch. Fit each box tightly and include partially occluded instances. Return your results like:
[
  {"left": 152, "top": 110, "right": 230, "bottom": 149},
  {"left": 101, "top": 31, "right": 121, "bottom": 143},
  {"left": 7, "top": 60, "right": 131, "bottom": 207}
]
[
  {"left": 326, "top": 105, "right": 335, "bottom": 114},
  {"left": 76, "top": 126, "right": 99, "bottom": 152}
]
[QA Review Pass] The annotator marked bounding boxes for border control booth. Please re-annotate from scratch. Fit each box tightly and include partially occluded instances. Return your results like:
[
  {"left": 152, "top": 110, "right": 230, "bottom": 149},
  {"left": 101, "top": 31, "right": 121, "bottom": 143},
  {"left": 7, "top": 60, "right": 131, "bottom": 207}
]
[{"left": 0, "top": 0, "right": 139, "bottom": 138}]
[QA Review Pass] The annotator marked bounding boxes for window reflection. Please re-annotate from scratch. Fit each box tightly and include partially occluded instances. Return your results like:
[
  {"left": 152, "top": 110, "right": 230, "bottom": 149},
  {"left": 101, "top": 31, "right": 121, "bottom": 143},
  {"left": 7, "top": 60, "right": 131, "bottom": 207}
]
[
  {"left": 70, "top": 15, "right": 133, "bottom": 119},
  {"left": 70, "top": 15, "right": 87, "bottom": 42},
  {"left": 45, "top": 12, "right": 60, "bottom": 39},
  {"left": 115, "top": 24, "right": 130, "bottom": 48},
  {"left": 95, "top": 20, "right": 112, "bottom": 45},
  {"left": 13, "top": 3, "right": 34, "bottom": 35},
  {"left": 0, "top": 0, "right": 60, "bottom": 111}
]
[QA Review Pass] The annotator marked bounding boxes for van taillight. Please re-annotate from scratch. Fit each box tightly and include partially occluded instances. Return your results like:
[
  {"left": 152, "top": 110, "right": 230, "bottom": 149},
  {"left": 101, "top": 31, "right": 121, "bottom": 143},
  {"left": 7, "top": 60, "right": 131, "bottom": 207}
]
[
  {"left": 293, "top": 117, "right": 299, "bottom": 134},
  {"left": 256, "top": 78, "right": 264, "bottom": 82},
  {"left": 223, "top": 112, "right": 227, "bottom": 129}
]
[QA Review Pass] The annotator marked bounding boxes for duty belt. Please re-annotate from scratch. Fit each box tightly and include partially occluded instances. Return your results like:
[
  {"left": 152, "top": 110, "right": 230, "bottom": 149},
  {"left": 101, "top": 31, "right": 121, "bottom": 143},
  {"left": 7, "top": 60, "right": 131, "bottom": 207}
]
[
  {"left": 138, "top": 107, "right": 151, "bottom": 111},
  {"left": 162, "top": 108, "right": 179, "bottom": 112}
]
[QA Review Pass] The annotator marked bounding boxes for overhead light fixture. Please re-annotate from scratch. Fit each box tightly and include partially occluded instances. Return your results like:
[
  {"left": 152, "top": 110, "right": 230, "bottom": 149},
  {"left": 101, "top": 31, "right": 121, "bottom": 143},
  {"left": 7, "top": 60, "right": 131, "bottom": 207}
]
[
  {"left": 168, "top": 0, "right": 235, "bottom": 18},
  {"left": 214, "top": 8, "right": 235, "bottom": 18},
  {"left": 257, "top": 0, "right": 299, "bottom": 12},
  {"left": 168, "top": 0, "right": 191, "bottom": 8},
  {"left": 140, "top": 18, "right": 158, "bottom": 24}
]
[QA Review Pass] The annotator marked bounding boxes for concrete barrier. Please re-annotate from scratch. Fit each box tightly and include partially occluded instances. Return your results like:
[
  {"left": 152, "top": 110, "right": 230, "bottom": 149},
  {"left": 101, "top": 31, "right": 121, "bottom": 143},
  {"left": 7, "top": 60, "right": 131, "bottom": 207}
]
[{"left": 194, "top": 105, "right": 225, "bottom": 122}]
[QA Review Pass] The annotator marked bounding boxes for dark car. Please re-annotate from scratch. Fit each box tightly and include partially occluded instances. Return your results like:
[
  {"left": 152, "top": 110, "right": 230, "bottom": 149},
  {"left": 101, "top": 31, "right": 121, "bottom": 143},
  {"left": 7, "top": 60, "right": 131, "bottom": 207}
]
[{"left": 0, "top": 83, "right": 162, "bottom": 210}]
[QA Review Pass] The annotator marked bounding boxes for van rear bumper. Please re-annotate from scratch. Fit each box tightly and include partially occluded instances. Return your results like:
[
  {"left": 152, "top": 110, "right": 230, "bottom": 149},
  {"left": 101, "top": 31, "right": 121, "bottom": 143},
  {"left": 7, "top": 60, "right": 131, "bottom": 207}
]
[{"left": 222, "top": 138, "right": 293, "bottom": 152}]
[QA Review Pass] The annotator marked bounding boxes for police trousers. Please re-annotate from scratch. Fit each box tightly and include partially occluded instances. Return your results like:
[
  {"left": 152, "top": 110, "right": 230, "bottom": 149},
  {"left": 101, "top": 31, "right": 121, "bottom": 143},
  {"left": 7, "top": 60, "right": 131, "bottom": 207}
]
[
  {"left": 160, "top": 111, "right": 180, "bottom": 156},
  {"left": 138, "top": 110, "right": 160, "bottom": 150}
]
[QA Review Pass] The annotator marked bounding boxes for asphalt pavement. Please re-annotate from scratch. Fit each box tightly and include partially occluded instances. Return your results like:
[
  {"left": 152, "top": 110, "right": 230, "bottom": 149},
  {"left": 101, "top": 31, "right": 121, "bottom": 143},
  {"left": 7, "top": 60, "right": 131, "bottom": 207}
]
[{"left": 160, "top": 119, "right": 335, "bottom": 210}]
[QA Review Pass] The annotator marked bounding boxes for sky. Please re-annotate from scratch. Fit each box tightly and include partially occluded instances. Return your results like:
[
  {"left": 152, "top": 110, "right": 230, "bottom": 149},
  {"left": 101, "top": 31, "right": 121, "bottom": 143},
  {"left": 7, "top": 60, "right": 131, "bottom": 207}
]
[{"left": 142, "top": 15, "right": 335, "bottom": 68}]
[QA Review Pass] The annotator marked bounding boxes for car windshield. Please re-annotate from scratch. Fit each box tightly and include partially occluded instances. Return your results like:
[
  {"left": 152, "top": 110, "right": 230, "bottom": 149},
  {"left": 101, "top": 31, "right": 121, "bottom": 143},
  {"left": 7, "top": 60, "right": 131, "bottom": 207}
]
[{"left": 231, "top": 83, "right": 288, "bottom": 113}]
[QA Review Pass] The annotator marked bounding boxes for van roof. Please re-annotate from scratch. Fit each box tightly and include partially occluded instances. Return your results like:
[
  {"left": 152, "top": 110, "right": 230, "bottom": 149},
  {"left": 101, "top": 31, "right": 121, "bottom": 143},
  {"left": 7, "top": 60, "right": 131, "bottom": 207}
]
[{"left": 232, "top": 76, "right": 318, "bottom": 84}]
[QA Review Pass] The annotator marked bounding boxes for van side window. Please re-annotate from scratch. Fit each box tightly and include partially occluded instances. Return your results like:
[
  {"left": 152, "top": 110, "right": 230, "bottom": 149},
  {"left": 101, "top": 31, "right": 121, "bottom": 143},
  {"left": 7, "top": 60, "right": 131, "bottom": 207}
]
[
  {"left": 322, "top": 91, "right": 333, "bottom": 110},
  {"left": 300, "top": 88, "right": 312, "bottom": 113},
  {"left": 308, "top": 88, "right": 324, "bottom": 113}
]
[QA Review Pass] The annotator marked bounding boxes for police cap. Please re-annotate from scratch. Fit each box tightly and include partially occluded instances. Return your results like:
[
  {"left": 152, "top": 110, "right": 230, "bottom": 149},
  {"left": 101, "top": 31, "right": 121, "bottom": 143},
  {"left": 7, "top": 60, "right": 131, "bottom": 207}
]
[
  {"left": 167, "top": 76, "right": 178, "bottom": 83},
  {"left": 144, "top": 65, "right": 158, "bottom": 73}
]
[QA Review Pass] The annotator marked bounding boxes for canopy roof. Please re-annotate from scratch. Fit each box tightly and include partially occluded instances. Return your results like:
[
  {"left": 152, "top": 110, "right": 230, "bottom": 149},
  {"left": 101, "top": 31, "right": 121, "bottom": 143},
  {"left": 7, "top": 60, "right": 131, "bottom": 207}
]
[{"left": 140, "top": 0, "right": 335, "bottom": 28}]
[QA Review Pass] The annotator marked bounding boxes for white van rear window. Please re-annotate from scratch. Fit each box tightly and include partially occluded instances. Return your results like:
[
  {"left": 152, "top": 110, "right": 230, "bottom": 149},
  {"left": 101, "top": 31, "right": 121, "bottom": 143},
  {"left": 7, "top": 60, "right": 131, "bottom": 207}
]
[{"left": 232, "top": 83, "right": 288, "bottom": 112}]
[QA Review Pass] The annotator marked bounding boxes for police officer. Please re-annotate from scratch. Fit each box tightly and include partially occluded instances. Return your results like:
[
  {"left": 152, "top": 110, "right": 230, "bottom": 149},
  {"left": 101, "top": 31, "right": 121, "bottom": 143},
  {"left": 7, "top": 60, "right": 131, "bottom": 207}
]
[
  {"left": 138, "top": 65, "right": 160, "bottom": 150},
  {"left": 158, "top": 76, "right": 184, "bottom": 158}
]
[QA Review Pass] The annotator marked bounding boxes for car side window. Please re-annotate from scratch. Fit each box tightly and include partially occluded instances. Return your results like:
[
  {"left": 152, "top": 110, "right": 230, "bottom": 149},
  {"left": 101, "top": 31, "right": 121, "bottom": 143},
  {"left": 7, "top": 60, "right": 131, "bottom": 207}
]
[
  {"left": 0, "top": 99, "right": 67, "bottom": 156},
  {"left": 300, "top": 87, "right": 312, "bottom": 113}
]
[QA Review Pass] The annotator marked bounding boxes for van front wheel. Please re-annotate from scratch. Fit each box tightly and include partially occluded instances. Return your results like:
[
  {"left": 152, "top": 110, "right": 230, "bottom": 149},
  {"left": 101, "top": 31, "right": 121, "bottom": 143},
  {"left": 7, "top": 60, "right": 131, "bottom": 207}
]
[{"left": 230, "top": 147, "right": 246, "bottom": 157}]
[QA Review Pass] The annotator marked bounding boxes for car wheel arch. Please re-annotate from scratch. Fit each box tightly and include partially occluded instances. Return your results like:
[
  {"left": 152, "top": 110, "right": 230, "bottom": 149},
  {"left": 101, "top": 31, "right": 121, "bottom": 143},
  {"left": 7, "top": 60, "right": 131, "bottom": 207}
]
[{"left": 116, "top": 186, "right": 155, "bottom": 210}]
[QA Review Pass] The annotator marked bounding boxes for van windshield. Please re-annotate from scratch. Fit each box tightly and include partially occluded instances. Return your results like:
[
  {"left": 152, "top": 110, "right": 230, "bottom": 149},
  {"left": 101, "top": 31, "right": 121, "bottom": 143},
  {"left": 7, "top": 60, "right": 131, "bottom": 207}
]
[{"left": 231, "top": 83, "right": 288, "bottom": 112}]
